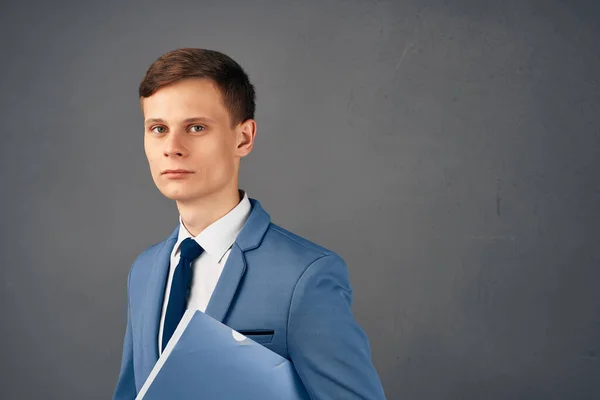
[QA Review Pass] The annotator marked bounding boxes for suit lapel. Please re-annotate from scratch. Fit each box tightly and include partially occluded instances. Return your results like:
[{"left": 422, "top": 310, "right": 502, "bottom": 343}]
[
  {"left": 141, "top": 228, "right": 178, "bottom": 370},
  {"left": 204, "top": 243, "right": 246, "bottom": 322},
  {"left": 205, "top": 197, "right": 272, "bottom": 323}
]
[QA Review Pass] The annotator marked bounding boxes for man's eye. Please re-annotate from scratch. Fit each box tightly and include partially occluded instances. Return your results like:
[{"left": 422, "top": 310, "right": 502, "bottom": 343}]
[
  {"left": 190, "top": 125, "right": 205, "bottom": 132},
  {"left": 151, "top": 126, "right": 166, "bottom": 134}
]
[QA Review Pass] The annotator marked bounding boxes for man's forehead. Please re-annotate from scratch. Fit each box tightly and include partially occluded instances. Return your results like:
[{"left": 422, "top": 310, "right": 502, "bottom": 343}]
[
  {"left": 143, "top": 116, "right": 218, "bottom": 125},
  {"left": 140, "top": 79, "right": 229, "bottom": 123},
  {"left": 141, "top": 96, "right": 225, "bottom": 121}
]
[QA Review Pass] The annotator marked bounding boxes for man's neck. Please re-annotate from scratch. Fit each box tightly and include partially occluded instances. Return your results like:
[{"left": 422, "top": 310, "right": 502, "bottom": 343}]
[{"left": 176, "top": 186, "right": 242, "bottom": 237}]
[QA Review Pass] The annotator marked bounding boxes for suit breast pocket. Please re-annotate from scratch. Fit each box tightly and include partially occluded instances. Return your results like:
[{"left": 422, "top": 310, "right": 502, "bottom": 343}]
[{"left": 236, "top": 329, "right": 275, "bottom": 344}]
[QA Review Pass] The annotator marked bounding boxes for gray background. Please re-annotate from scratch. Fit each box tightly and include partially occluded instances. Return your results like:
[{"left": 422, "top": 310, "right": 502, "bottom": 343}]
[{"left": 1, "top": 0, "right": 599, "bottom": 399}]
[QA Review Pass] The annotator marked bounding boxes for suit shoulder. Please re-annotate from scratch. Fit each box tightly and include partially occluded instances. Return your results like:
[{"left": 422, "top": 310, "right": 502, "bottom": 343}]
[
  {"left": 128, "top": 241, "right": 163, "bottom": 279},
  {"left": 264, "top": 224, "right": 353, "bottom": 297},
  {"left": 265, "top": 222, "right": 340, "bottom": 261}
]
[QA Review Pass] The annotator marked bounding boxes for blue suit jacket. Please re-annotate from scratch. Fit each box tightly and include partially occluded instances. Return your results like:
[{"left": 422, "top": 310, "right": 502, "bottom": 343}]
[{"left": 113, "top": 198, "right": 386, "bottom": 399}]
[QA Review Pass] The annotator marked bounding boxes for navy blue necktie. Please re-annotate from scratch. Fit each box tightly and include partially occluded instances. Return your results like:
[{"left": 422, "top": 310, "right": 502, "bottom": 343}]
[{"left": 162, "top": 237, "right": 204, "bottom": 352}]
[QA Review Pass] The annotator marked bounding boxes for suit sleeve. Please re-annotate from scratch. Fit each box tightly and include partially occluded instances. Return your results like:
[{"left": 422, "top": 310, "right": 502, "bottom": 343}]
[
  {"left": 287, "top": 254, "right": 386, "bottom": 400},
  {"left": 113, "top": 268, "right": 137, "bottom": 400}
]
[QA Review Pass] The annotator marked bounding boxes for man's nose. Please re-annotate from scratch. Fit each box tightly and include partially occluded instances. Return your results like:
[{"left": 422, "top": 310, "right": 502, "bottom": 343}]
[{"left": 163, "top": 133, "right": 186, "bottom": 157}]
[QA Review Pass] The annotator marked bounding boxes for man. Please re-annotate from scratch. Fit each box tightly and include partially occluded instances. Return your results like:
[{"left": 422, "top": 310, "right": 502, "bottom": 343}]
[{"left": 113, "top": 48, "right": 386, "bottom": 399}]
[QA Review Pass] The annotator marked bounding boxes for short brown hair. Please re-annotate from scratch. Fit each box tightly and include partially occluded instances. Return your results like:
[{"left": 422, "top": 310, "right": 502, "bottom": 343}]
[{"left": 139, "top": 48, "right": 256, "bottom": 127}]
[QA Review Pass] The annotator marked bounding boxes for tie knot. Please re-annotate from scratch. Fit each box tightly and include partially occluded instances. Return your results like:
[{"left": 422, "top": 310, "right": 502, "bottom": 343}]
[{"left": 179, "top": 238, "right": 203, "bottom": 260}]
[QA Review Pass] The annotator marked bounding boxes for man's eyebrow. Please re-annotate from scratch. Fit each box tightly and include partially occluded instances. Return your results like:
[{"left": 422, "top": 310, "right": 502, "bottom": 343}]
[{"left": 144, "top": 117, "right": 216, "bottom": 124}]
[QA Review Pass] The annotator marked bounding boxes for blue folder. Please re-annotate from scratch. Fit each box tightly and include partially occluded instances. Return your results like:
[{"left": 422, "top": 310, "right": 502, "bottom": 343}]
[{"left": 136, "top": 310, "right": 310, "bottom": 399}]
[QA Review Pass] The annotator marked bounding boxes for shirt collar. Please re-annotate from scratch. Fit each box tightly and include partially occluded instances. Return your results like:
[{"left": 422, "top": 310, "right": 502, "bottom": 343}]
[{"left": 173, "top": 190, "right": 252, "bottom": 263}]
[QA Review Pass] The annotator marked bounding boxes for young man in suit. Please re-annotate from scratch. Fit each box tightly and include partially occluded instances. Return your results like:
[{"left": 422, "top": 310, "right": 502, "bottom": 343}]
[{"left": 113, "top": 48, "right": 386, "bottom": 399}]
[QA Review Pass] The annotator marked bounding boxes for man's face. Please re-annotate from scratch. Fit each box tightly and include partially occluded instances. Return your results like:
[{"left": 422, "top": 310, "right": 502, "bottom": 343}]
[{"left": 142, "top": 78, "right": 249, "bottom": 204}]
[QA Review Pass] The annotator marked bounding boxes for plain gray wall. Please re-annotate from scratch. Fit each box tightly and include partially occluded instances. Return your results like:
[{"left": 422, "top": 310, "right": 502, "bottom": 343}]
[{"left": 1, "top": 0, "right": 599, "bottom": 399}]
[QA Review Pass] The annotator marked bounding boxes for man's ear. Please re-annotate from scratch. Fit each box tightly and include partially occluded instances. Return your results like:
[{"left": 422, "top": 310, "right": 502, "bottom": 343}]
[{"left": 236, "top": 119, "right": 257, "bottom": 155}]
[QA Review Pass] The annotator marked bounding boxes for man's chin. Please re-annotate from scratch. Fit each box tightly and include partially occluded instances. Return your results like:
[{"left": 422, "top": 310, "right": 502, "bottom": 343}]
[{"left": 158, "top": 189, "right": 198, "bottom": 202}]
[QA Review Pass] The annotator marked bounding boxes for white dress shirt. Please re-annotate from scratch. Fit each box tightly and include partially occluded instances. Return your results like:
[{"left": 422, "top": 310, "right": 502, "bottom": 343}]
[{"left": 158, "top": 189, "right": 252, "bottom": 355}]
